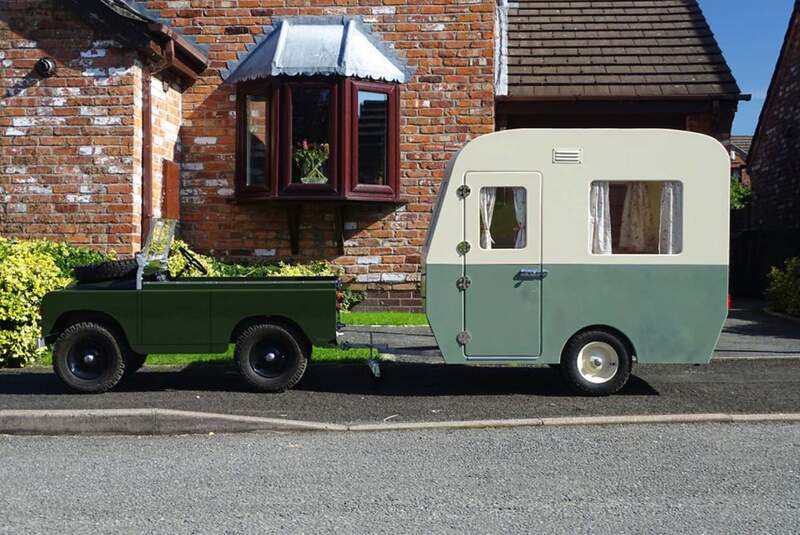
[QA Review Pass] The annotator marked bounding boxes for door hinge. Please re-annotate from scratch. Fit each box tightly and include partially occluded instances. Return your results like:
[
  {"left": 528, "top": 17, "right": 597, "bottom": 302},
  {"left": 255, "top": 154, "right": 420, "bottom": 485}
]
[
  {"left": 456, "top": 185, "right": 471, "bottom": 199},
  {"left": 456, "top": 276, "right": 471, "bottom": 291},
  {"left": 457, "top": 330, "right": 471, "bottom": 346},
  {"left": 456, "top": 241, "right": 471, "bottom": 255}
]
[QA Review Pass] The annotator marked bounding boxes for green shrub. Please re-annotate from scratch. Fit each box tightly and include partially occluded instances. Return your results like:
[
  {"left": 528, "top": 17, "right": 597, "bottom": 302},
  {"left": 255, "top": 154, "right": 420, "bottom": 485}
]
[
  {"left": 766, "top": 257, "right": 800, "bottom": 317},
  {"left": 0, "top": 242, "right": 71, "bottom": 366},
  {"left": 341, "top": 289, "right": 366, "bottom": 310},
  {"left": 0, "top": 236, "right": 356, "bottom": 367},
  {"left": 168, "top": 240, "right": 363, "bottom": 307},
  {"left": 730, "top": 177, "right": 752, "bottom": 210},
  {"left": 168, "top": 239, "right": 340, "bottom": 279}
]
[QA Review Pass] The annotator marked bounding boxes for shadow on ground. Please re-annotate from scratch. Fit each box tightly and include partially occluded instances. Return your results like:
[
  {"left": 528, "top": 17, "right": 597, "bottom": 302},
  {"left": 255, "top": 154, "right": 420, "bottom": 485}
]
[{"left": 0, "top": 361, "right": 659, "bottom": 397}]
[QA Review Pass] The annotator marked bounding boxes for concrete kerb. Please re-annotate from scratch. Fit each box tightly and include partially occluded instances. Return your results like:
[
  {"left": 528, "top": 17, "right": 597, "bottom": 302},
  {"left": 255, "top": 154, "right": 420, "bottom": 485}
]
[
  {"left": 0, "top": 409, "right": 346, "bottom": 435},
  {"left": 2, "top": 409, "right": 800, "bottom": 436}
]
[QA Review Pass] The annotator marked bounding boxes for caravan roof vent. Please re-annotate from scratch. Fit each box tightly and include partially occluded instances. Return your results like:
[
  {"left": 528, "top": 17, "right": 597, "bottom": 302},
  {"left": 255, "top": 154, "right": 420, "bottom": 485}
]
[{"left": 552, "top": 148, "right": 582, "bottom": 164}]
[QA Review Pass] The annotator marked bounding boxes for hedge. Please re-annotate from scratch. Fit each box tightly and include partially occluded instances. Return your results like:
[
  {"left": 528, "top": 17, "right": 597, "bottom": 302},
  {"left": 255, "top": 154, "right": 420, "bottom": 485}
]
[
  {"left": 766, "top": 257, "right": 800, "bottom": 318},
  {"left": 0, "top": 237, "right": 361, "bottom": 367}
]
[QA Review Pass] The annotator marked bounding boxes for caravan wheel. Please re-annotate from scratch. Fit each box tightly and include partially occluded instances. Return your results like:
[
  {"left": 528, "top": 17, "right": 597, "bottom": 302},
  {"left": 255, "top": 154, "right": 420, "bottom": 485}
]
[{"left": 561, "top": 330, "right": 631, "bottom": 396}]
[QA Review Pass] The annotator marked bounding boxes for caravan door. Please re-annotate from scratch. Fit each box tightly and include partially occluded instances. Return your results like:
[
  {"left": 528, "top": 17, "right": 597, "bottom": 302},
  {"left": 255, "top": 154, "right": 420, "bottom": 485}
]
[{"left": 462, "top": 172, "right": 543, "bottom": 359}]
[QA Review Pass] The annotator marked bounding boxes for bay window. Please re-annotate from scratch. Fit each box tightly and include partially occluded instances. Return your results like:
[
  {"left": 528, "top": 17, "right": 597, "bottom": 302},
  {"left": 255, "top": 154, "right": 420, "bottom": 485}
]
[{"left": 236, "top": 78, "right": 399, "bottom": 202}]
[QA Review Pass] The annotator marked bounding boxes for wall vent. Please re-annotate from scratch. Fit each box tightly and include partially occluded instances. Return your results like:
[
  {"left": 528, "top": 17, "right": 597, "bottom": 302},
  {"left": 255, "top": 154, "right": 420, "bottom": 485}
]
[{"left": 552, "top": 148, "right": 583, "bottom": 164}]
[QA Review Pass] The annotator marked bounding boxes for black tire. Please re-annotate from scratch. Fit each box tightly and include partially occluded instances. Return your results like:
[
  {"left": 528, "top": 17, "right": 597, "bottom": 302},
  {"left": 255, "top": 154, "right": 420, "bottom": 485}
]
[
  {"left": 123, "top": 351, "right": 148, "bottom": 376},
  {"left": 234, "top": 323, "right": 308, "bottom": 393},
  {"left": 73, "top": 259, "right": 138, "bottom": 283},
  {"left": 52, "top": 322, "right": 126, "bottom": 393},
  {"left": 560, "top": 330, "right": 632, "bottom": 396}
]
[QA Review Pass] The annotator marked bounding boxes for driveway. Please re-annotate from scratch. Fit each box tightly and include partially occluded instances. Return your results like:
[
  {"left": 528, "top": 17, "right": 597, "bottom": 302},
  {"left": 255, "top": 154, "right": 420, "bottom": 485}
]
[
  {"left": 340, "top": 298, "right": 800, "bottom": 361},
  {"left": 0, "top": 300, "right": 797, "bottom": 424},
  {"left": 715, "top": 299, "right": 800, "bottom": 358}
]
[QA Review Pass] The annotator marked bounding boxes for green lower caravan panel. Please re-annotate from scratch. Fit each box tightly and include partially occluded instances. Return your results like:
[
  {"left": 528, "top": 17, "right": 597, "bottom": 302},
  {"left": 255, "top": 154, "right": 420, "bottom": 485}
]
[
  {"left": 539, "top": 264, "right": 727, "bottom": 364},
  {"left": 464, "top": 263, "right": 541, "bottom": 358},
  {"left": 424, "top": 264, "right": 465, "bottom": 365},
  {"left": 425, "top": 263, "right": 727, "bottom": 365}
]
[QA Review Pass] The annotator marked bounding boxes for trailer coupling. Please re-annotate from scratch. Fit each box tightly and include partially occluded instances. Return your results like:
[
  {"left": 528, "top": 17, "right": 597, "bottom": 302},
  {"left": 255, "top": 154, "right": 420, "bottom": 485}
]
[{"left": 339, "top": 332, "right": 440, "bottom": 380}]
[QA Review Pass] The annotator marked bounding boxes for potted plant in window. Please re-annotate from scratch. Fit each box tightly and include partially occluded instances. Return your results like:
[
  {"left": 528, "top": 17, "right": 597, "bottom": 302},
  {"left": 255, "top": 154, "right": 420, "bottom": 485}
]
[{"left": 294, "top": 140, "right": 330, "bottom": 184}]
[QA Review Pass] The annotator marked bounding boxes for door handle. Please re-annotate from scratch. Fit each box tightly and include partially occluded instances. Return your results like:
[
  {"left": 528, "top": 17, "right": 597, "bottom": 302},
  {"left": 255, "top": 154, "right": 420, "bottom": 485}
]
[{"left": 516, "top": 268, "right": 548, "bottom": 281}]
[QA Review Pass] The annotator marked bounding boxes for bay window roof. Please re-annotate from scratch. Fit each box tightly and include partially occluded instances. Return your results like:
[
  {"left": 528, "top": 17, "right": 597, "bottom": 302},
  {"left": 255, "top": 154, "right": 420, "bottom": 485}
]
[{"left": 223, "top": 16, "right": 414, "bottom": 84}]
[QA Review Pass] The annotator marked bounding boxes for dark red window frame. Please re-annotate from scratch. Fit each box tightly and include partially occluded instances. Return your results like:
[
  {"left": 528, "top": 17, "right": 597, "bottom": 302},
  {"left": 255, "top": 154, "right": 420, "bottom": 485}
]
[
  {"left": 279, "top": 79, "right": 340, "bottom": 197},
  {"left": 345, "top": 79, "right": 400, "bottom": 201},
  {"left": 235, "top": 80, "right": 279, "bottom": 198},
  {"left": 235, "top": 77, "right": 400, "bottom": 203}
]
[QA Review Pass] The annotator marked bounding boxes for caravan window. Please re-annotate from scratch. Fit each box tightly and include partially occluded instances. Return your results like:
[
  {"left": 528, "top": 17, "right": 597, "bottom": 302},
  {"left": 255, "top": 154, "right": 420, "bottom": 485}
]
[
  {"left": 480, "top": 187, "right": 527, "bottom": 249},
  {"left": 590, "top": 181, "right": 683, "bottom": 255}
]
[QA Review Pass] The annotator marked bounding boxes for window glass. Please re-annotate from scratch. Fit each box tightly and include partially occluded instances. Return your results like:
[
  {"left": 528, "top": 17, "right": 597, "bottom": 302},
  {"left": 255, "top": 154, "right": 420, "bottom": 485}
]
[
  {"left": 590, "top": 181, "right": 683, "bottom": 255},
  {"left": 291, "top": 86, "right": 331, "bottom": 184},
  {"left": 245, "top": 95, "right": 267, "bottom": 187},
  {"left": 480, "top": 187, "right": 526, "bottom": 249},
  {"left": 357, "top": 91, "right": 388, "bottom": 185}
]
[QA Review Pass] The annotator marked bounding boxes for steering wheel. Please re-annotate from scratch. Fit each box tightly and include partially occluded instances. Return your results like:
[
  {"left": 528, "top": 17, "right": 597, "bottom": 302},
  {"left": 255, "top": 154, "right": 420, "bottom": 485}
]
[{"left": 177, "top": 246, "right": 208, "bottom": 276}]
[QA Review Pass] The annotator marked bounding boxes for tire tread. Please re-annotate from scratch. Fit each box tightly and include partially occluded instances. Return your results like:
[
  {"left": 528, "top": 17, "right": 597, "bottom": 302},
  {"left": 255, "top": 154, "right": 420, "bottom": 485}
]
[
  {"left": 234, "top": 323, "right": 307, "bottom": 393},
  {"left": 560, "top": 330, "right": 631, "bottom": 396},
  {"left": 52, "top": 322, "right": 126, "bottom": 393}
]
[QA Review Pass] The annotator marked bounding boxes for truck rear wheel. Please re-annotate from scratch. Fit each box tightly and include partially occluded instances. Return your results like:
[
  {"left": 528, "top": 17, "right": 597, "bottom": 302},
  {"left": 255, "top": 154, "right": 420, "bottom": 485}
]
[
  {"left": 234, "top": 324, "right": 308, "bottom": 393},
  {"left": 561, "top": 330, "right": 632, "bottom": 396},
  {"left": 53, "top": 322, "right": 126, "bottom": 393}
]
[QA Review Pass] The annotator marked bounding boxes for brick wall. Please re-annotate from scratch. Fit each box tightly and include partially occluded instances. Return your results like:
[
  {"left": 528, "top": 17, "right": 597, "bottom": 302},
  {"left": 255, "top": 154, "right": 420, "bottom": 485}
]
[
  {"left": 730, "top": 6, "right": 800, "bottom": 297},
  {"left": 0, "top": 0, "right": 143, "bottom": 254},
  {"left": 143, "top": 0, "right": 496, "bottom": 310},
  {"left": 749, "top": 10, "right": 800, "bottom": 233},
  {"left": 148, "top": 77, "right": 183, "bottom": 220}
]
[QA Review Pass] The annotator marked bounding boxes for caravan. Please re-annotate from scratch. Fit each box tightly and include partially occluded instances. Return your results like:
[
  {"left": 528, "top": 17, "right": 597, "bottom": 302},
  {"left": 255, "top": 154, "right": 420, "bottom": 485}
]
[{"left": 423, "top": 129, "right": 730, "bottom": 395}]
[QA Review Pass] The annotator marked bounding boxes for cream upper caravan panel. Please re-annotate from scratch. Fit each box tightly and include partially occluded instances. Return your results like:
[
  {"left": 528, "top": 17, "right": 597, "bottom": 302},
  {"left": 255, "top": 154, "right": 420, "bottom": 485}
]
[{"left": 425, "top": 129, "right": 730, "bottom": 266}]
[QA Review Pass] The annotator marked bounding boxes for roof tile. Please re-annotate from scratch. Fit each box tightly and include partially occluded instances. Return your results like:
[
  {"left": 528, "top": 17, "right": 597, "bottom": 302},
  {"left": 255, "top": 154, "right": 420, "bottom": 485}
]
[{"left": 506, "top": 0, "right": 741, "bottom": 98}]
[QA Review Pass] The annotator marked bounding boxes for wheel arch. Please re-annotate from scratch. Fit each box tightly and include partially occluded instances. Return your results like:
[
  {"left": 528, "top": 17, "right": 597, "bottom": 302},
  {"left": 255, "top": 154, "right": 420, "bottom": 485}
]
[
  {"left": 229, "top": 315, "right": 312, "bottom": 356},
  {"left": 50, "top": 310, "right": 132, "bottom": 349},
  {"left": 560, "top": 324, "right": 637, "bottom": 363}
]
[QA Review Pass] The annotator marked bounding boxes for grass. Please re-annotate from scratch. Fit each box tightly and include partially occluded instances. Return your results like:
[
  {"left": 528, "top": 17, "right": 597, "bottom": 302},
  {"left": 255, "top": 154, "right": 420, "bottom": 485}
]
[
  {"left": 340, "top": 311, "right": 428, "bottom": 326},
  {"left": 33, "top": 310, "right": 425, "bottom": 368},
  {"left": 36, "top": 345, "right": 374, "bottom": 367}
]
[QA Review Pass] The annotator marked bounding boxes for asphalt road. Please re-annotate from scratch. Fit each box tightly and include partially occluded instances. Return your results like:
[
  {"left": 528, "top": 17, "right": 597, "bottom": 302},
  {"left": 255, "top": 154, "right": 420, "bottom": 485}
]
[
  {"left": 1, "top": 300, "right": 798, "bottom": 424},
  {"left": 2, "top": 358, "right": 800, "bottom": 424},
  {"left": 1, "top": 422, "right": 798, "bottom": 534}
]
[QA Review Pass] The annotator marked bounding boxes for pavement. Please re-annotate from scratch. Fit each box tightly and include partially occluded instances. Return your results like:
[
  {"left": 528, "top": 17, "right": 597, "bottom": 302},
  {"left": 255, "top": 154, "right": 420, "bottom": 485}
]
[
  {"left": 0, "top": 299, "right": 798, "bottom": 433},
  {"left": 2, "top": 422, "right": 799, "bottom": 533}
]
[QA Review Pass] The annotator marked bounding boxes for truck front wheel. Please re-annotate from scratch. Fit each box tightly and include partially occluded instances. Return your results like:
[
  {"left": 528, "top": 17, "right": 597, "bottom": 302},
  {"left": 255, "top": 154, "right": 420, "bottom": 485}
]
[
  {"left": 234, "top": 324, "right": 308, "bottom": 393},
  {"left": 52, "top": 322, "right": 126, "bottom": 393}
]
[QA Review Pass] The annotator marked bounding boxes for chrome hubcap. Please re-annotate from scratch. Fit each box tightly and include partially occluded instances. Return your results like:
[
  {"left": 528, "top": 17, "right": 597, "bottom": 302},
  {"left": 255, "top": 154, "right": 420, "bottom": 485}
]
[{"left": 577, "top": 341, "right": 619, "bottom": 384}]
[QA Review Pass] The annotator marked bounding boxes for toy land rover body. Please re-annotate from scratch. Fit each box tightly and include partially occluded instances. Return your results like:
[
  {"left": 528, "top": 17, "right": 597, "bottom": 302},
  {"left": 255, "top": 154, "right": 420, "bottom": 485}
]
[
  {"left": 423, "top": 129, "right": 729, "bottom": 393},
  {"left": 39, "top": 220, "right": 339, "bottom": 394}
]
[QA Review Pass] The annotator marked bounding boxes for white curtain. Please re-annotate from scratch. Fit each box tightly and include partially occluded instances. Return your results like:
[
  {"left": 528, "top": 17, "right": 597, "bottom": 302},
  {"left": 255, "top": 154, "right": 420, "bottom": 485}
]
[
  {"left": 589, "top": 181, "right": 612, "bottom": 254},
  {"left": 659, "top": 181, "right": 683, "bottom": 254},
  {"left": 513, "top": 187, "right": 526, "bottom": 248},
  {"left": 480, "top": 187, "right": 496, "bottom": 249},
  {"left": 619, "top": 182, "right": 657, "bottom": 253}
]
